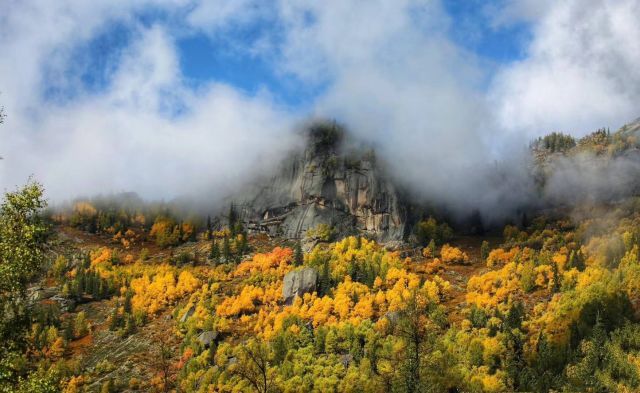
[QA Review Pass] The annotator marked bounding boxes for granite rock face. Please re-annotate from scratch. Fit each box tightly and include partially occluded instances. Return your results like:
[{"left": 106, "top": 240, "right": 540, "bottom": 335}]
[
  {"left": 282, "top": 267, "right": 318, "bottom": 304},
  {"left": 235, "top": 124, "right": 409, "bottom": 242}
]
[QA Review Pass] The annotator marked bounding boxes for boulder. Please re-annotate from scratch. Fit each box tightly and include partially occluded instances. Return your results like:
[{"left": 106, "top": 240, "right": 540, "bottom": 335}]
[
  {"left": 50, "top": 295, "right": 76, "bottom": 312},
  {"left": 197, "top": 331, "right": 218, "bottom": 348},
  {"left": 282, "top": 267, "right": 318, "bottom": 304},
  {"left": 180, "top": 305, "right": 195, "bottom": 323}
]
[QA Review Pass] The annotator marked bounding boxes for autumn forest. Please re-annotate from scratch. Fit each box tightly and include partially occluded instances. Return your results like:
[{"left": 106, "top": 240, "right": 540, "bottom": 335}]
[{"left": 3, "top": 2, "right": 640, "bottom": 392}]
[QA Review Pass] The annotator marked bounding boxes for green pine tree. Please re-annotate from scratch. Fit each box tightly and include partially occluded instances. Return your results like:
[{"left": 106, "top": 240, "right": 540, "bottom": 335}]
[
  {"left": 63, "top": 318, "right": 75, "bottom": 341},
  {"left": 427, "top": 239, "right": 437, "bottom": 257},
  {"left": 480, "top": 240, "right": 490, "bottom": 261},
  {"left": 123, "top": 290, "right": 132, "bottom": 314},
  {"left": 210, "top": 239, "right": 220, "bottom": 263},
  {"left": 109, "top": 301, "right": 121, "bottom": 331},
  {"left": 294, "top": 241, "right": 304, "bottom": 266},
  {"left": 318, "top": 259, "right": 332, "bottom": 296},
  {"left": 238, "top": 233, "right": 249, "bottom": 256},
  {"left": 222, "top": 236, "right": 231, "bottom": 262}
]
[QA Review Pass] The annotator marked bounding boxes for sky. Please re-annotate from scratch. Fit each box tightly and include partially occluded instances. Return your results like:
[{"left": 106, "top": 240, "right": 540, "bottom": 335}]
[{"left": 1, "top": 0, "right": 640, "bottom": 207}]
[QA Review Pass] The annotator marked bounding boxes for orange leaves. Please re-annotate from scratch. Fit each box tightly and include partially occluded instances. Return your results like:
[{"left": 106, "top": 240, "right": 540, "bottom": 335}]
[
  {"left": 440, "top": 244, "right": 470, "bottom": 265},
  {"left": 113, "top": 228, "right": 138, "bottom": 249},
  {"left": 486, "top": 247, "right": 522, "bottom": 268},
  {"left": 552, "top": 248, "right": 568, "bottom": 270},
  {"left": 90, "top": 247, "right": 115, "bottom": 276},
  {"left": 233, "top": 247, "right": 293, "bottom": 279},
  {"left": 216, "top": 285, "right": 263, "bottom": 317},
  {"left": 149, "top": 216, "right": 181, "bottom": 247},
  {"left": 150, "top": 217, "right": 173, "bottom": 238},
  {"left": 181, "top": 222, "right": 195, "bottom": 242},
  {"left": 91, "top": 247, "right": 112, "bottom": 267}
]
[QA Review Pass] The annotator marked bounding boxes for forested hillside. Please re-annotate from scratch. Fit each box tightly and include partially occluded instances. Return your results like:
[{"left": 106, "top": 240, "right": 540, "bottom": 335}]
[{"left": 3, "top": 121, "right": 640, "bottom": 392}]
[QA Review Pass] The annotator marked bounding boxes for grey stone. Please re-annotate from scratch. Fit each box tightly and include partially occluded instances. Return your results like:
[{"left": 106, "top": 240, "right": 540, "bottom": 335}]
[
  {"left": 228, "top": 125, "right": 410, "bottom": 243},
  {"left": 50, "top": 295, "right": 76, "bottom": 312},
  {"left": 384, "top": 311, "right": 400, "bottom": 324},
  {"left": 197, "top": 331, "right": 218, "bottom": 348},
  {"left": 282, "top": 267, "right": 318, "bottom": 304},
  {"left": 180, "top": 305, "right": 195, "bottom": 323}
]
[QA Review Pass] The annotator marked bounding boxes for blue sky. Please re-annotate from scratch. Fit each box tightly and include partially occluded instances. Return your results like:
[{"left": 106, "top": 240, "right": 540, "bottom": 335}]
[
  {"left": 443, "top": 1, "right": 531, "bottom": 62},
  {"left": 46, "top": 0, "right": 533, "bottom": 110}
]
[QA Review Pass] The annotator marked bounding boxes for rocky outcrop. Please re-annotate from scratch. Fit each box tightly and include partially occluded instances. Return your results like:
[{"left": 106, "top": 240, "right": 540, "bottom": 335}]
[
  {"left": 27, "top": 286, "right": 76, "bottom": 311},
  {"left": 234, "top": 123, "right": 409, "bottom": 242},
  {"left": 282, "top": 267, "right": 318, "bottom": 304}
]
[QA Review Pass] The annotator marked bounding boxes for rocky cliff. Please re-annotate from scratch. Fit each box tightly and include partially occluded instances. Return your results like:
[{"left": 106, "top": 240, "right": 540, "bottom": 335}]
[{"left": 233, "top": 123, "right": 409, "bottom": 243}]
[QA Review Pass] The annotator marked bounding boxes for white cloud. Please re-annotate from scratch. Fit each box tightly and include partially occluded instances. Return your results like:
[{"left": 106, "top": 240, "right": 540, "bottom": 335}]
[
  {"left": 186, "top": 0, "right": 267, "bottom": 34},
  {"left": 486, "top": 0, "right": 554, "bottom": 28},
  {"left": 2, "top": 0, "right": 640, "bottom": 218},
  {"left": 490, "top": 0, "right": 640, "bottom": 137},
  {"left": 259, "top": 0, "right": 529, "bottom": 215},
  {"left": 0, "top": 1, "right": 297, "bottom": 202}
]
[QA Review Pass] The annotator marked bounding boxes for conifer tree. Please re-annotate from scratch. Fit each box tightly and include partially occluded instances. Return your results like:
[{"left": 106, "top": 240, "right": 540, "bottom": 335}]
[
  {"left": 210, "top": 239, "right": 220, "bottom": 262},
  {"left": 318, "top": 259, "right": 332, "bottom": 296},
  {"left": 294, "top": 241, "right": 304, "bottom": 266},
  {"left": 109, "top": 301, "right": 121, "bottom": 331},
  {"left": 63, "top": 318, "right": 75, "bottom": 341},
  {"left": 123, "top": 290, "right": 132, "bottom": 314},
  {"left": 238, "top": 233, "right": 249, "bottom": 257},
  {"left": 480, "top": 240, "right": 490, "bottom": 261},
  {"left": 427, "top": 239, "right": 437, "bottom": 257},
  {"left": 229, "top": 204, "right": 238, "bottom": 235},
  {"left": 222, "top": 236, "right": 231, "bottom": 262}
]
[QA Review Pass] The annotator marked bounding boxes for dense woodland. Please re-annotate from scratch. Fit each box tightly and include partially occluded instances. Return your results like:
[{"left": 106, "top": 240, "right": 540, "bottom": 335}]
[{"left": 4, "top": 126, "right": 640, "bottom": 392}]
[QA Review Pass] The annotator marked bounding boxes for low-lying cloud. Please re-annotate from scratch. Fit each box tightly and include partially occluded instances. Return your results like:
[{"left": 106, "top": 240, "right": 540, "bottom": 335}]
[{"left": 1, "top": 0, "right": 640, "bottom": 218}]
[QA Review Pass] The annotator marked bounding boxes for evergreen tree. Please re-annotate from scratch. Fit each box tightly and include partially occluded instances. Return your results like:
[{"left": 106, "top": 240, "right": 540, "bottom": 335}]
[
  {"left": 551, "top": 262, "right": 561, "bottom": 293},
  {"left": 228, "top": 204, "right": 238, "bottom": 235},
  {"left": 83, "top": 253, "right": 91, "bottom": 269},
  {"left": 123, "top": 290, "right": 132, "bottom": 314},
  {"left": 238, "top": 233, "right": 249, "bottom": 256},
  {"left": 567, "top": 250, "right": 586, "bottom": 271},
  {"left": 294, "top": 241, "right": 304, "bottom": 267},
  {"left": 427, "top": 239, "right": 437, "bottom": 257},
  {"left": 109, "top": 301, "right": 121, "bottom": 331},
  {"left": 90, "top": 273, "right": 100, "bottom": 299},
  {"left": 123, "top": 314, "right": 136, "bottom": 336},
  {"left": 222, "top": 236, "right": 231, "bottom": 262},
  {"left": 63, "top": 318, "right": 75, "bottom": 341},
  {"left": 480, "top": 240, "right": 490, "bottom": 261},
  {"left": 395, "top": 291, "right": 435, "bottom": 393},
  {"left": 318, "top": 259, "right": 332, "bottom": 296},
  {"left": 210, "top": 239, "right": 220, "bottom": 262}
]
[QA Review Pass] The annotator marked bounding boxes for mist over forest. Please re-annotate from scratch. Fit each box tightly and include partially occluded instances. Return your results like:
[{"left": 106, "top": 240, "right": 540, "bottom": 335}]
[{"left": 3, "top": 1, "right": 640, "bottom": 393}]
